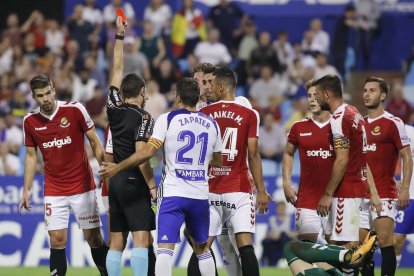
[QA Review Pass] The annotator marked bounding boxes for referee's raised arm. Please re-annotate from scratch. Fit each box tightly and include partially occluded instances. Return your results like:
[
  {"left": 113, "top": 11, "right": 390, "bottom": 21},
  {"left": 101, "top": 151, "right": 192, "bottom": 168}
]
[{"left": 111, "top": 16, "right": 126, "bottom": 89}]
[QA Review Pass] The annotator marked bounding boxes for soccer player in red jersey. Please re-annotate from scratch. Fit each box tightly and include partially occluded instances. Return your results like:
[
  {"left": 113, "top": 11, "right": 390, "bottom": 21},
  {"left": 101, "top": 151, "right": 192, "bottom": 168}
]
[
  {"left": 359, "top": 77, "right": 412, "bottom": 276},
  {"left": 200, "top": 67, "right": 271, "bottom": 276},
  {"left": 313, "top": 74, "right": 381, "bottom": 275},
  {"left": 19, "top": 75, "right": 108, "bottom": 276},
  {"left": 283, "top": 79, "right": 333, "bottom": 243}
]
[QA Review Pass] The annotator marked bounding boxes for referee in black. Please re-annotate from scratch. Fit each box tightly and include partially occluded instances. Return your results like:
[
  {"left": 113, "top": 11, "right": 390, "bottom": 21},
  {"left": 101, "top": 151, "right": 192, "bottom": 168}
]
[{"left": 104, "top": 16, "right": 156, "bottom": 276}]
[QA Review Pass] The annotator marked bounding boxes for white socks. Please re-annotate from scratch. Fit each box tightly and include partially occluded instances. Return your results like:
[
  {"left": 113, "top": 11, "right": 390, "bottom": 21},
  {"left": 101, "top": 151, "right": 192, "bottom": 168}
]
[
  {"left": 197, "top": 250, "right": 216, "bottom": 276},
  {"left": 155, "top": 248, "right": 173, "bottom": 276},
  {"left": 396, "top": 255, "right": 402, "bottom": 267}
]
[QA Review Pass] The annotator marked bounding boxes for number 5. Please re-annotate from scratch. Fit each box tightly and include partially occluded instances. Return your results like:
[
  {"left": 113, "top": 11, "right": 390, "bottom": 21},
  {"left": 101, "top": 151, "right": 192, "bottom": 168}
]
[{"left": 44, "top": 203, "right": 52, "bottom": 216}]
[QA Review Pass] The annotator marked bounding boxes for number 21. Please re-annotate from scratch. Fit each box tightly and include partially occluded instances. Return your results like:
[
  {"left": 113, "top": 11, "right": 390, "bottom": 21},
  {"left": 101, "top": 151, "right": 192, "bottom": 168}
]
[{"left": 176, "top": 131, "right": 208, "bottom": 165}]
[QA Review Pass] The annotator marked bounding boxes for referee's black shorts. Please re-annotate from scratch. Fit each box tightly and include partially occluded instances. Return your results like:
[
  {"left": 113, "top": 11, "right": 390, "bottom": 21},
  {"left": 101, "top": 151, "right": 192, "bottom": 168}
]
[{"left": 108, "top": 171, "right": 155, "bottom": 232}]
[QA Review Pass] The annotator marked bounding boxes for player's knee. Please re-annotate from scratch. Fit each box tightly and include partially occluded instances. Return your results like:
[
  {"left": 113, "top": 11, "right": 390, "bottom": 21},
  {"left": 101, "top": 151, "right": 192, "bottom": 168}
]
[
  {"left": 49, "top": 232, "right": 67, "bottom": 248},
  {"left": 377, "top": 233, "right": 393, "bottom": 248},
  {"left": 84, "top": 228, "right": 103, "bottom": 247},
  {"left": 192, "top": 242, "right": 208, "bottom": 255},
  {"left": 394, "top": 234, "right": 406, "bottom": 254}
]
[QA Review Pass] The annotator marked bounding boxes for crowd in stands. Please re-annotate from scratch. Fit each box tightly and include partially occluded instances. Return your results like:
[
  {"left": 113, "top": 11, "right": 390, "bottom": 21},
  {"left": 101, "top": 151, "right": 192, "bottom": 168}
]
[{"left": 1, "top": 0, "right": 414, "bottom": 265}]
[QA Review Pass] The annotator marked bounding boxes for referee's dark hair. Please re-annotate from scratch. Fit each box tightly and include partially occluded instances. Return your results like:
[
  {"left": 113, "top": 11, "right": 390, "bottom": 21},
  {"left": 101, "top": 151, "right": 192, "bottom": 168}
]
[
  {"left": 213, "top": 67, "right": 237, "bottom": 88},
  {"left": 314, "top": 74, "right": 343, "bottom": 98},
  {"left": 176, "top": 78, "right": 200, "bottom": 107},
  {"left": 30, "top": 75, "right": 53, "bottom": 94},
  {"left": 121, "top": 73, "right": 146, "bottom": 99}
]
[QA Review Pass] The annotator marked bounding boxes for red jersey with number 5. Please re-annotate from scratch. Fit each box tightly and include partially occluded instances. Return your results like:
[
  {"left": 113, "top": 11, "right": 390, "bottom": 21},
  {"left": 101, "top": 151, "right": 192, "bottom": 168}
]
[
  {"left": 23, "top": 101, "right": 95, "bottom": 196},
  {"left": 201, "top": 101, "right": 259, "bottom": 193}
]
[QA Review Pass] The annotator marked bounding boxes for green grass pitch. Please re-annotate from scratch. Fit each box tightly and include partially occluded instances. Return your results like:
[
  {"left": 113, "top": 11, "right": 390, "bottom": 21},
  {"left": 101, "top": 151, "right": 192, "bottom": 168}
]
[{"left": 0, "top": 267, "right": 413, "bottom": 275}]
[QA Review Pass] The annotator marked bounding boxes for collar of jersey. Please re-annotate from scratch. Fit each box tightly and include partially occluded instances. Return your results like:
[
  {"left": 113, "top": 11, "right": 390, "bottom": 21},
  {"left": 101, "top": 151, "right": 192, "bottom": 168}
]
[
  {"left": 367, "top": 111, "right": 387, "bottom": 123},
  {"left": 39, "top": 100, "right": 60, "bottom": 121}
]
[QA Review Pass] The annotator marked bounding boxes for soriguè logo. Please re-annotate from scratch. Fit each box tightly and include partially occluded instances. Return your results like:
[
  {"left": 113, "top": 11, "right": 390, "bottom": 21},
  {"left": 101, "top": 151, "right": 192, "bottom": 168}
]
[
  {"left": 307, "top": 148, "right": 332, "bottom": 159},
  {"left": 42, "top": 136, "right": 72, "bottom": 149}
]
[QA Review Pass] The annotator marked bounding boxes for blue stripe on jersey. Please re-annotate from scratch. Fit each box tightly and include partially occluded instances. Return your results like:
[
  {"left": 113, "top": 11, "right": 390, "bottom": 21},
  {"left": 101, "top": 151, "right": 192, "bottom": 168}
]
[
  {"left": 167, "top": 109, "right": 191, "bottom": 129},
  {"left": 197, "top": 112, "right": 219, "bottom": 136}
]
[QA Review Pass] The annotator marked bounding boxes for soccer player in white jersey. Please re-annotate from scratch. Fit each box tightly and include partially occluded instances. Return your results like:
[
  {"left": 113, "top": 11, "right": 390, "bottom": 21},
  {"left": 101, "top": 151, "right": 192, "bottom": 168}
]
[
  {"left": 359, "top": 77, "right": 412, "bottom": 276},
  {"left": 283, "top": 79, "right": 333, "bottom": 243},
  {"left": 394, "top": 124, "right": 414, "bottom": 267},
  {"left": 100, "top": 77, "right": 223, "bottom": 276},
  {"left": 19, "top": 75, "right": 108, "bottom": 276}
]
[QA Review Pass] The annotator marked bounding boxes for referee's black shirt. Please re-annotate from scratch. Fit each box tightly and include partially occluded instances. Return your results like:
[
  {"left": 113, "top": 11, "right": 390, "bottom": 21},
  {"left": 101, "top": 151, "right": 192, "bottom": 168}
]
[{"left": 107, "top": 85, "right": 154, "bottom": 177}]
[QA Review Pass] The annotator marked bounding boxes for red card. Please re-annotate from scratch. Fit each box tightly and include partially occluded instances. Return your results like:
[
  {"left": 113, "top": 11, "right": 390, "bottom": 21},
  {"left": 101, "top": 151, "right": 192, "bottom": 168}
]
[{"left": 116, "top": 8, "right": 127, "bottom": 24}]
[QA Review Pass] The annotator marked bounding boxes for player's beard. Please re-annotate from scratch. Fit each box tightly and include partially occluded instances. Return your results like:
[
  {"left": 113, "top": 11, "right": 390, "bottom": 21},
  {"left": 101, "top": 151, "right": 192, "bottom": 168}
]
[
  {"left": 365, "top": 98, "right": 381, "bottom": 109},
  {"left": 319, "top": 101, "right": 330, "bottom": 111},
  {"left": 205, "top": 90, "right": 215, "bottom": 103},
  {"left": 41, "top": 101, "right": 54, "bottom": 115}
]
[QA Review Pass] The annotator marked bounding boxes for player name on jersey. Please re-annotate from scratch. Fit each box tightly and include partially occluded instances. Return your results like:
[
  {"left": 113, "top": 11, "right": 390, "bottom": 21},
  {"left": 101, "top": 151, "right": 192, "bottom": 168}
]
[
  {"left": 209, "top": 110, "right": 243, "bottom": 124},
  {"left": 178, "top": 116, "right": 211, "bottom": 129}
]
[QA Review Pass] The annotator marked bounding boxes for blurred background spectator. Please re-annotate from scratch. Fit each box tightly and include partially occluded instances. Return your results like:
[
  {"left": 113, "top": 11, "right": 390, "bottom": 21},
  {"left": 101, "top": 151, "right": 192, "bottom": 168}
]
[
  {"left": 261, "top": 200, "right": 295, "bottom": 266},
  {"left": 355, "top": 0, "right": 381, "bottom": 69},
  {"left": 259, "top": 113, "right": 286, "bottom": 170},
  {"left": 171, "top": 0, "right": 206, "bottom": 58},
  {"left": 123, "top": 36, "right": 151, "bottom": 80},
  {"left": 137, "top": 20, "right": 166, "bottom": 74},
  {"left": 194, "top": 28, "right": 231, "bottom": 66},
  {"left": 385, "top": 80, "right": 412, "bottom": 124},
  {"left": 143, "top": 0, "right": 172, "bottom": 38},
  {"left": 207, "top": 0, "right": 246, "bottom": 53}
]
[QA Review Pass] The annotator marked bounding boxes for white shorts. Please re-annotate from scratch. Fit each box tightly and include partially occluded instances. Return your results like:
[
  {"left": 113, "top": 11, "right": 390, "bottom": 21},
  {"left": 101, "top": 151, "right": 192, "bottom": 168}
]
[
  {"left": 326, "top": 198, "right": 361, "bottom": 242},
  {"left": 102, "top": 196, "right": 109, "bottom": 213},
  {"left": 295, "top": 208, "right": 328, "bottom": 236},
  {"left": 209, "top": 192, "right": 255, "bottom": 236},
  {"left": 359, "top": 198, "right": 397, "bottom": 229},
  {"left": 44, "top": 190, "right": 102, "bottom": 231}
]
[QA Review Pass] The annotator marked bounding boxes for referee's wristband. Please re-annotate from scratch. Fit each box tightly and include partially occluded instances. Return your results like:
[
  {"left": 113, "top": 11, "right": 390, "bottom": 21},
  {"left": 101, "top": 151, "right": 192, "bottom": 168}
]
[
  {"left": 115, "top": 34, "right": 124, "bottom": 40},
  {"left": 149, "top": 186, "right": 157, "bottom": 190}
]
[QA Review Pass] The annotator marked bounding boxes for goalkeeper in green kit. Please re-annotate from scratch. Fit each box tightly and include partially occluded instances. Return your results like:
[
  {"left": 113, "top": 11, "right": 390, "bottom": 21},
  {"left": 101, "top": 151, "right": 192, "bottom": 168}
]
[{"left": 284, "top": 230, "right": 378, "bottom": 276}]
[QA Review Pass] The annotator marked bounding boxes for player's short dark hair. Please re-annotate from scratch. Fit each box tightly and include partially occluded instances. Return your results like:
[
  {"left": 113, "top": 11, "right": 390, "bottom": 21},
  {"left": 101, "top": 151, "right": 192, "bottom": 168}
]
[
  {"left": 176, "top": 78, "right": 199, "bottom": 107},
  {"left": 314, "top": 74, "right": 343, "bottom": 98},
  {"left": 121, "top": 73, "right": 146, "bottom": 99},
  {"left": 305, "top": 79, "right": 317, "bottom": 90},
  {"left": 365, "top": 76, "right": 389, "bottom": 95},
  {"left": 30, "top": 75, "right": 52, "bottom": 93},
  {"left": 213, "top": 67, "right": 237, "bottom": 88},
  {"left": 193, "top": 63, "right": 215, "bottom": 76}
]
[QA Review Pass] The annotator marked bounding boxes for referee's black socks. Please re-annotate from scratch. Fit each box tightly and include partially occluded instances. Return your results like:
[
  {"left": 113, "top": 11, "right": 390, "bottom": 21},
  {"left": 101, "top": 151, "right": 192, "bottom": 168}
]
[
  {"left": 239, "top": 245, "right": 259, "bottom": 276},
  {"left": 50, "top": 248, "right": 67, "bottom": 276},
  {"left": 91, "top": 244, "right": 109, "bottom": 276}
]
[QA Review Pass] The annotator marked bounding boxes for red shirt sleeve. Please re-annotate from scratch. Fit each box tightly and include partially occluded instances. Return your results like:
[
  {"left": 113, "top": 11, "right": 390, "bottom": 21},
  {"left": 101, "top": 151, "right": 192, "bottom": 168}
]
[
  {"left": 288, "top": 123, "right": 298, "bottom": 146},
  {"left": 389, "top": 117, "right": 410, "bottom": 150},
  {"left": 23, "top": 118, "right": 36, "bottom": 147},
  {"left": 74, "top": 103, "right": 94, "bottom": 133},
  {"left": 247, "top": 110, "right": 259, "bottom": 138}
]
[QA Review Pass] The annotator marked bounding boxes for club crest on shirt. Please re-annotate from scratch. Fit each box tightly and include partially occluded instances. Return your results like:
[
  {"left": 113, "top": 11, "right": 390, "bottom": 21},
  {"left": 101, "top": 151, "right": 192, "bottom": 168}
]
[
  {"left": 371, "top": 126, "right": 381, "bottom": 136},
  {"left": 60, "top": 117, "right": 70, "bottom": 128}
]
